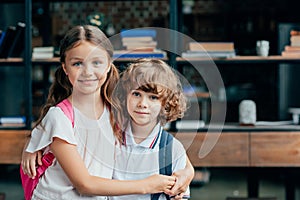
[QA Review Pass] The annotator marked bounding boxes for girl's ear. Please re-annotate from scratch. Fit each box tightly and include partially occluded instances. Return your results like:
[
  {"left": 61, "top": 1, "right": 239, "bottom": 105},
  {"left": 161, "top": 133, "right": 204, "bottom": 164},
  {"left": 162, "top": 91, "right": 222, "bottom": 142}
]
[{"left": 62, "top": 63, "right": 68, "bottom": 75}]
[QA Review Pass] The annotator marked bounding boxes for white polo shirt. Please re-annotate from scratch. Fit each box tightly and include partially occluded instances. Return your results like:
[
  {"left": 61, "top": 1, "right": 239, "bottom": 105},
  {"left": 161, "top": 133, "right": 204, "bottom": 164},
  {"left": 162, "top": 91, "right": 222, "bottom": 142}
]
[{"left": 110, "top": 124, "right": 190, "bottom": 200}]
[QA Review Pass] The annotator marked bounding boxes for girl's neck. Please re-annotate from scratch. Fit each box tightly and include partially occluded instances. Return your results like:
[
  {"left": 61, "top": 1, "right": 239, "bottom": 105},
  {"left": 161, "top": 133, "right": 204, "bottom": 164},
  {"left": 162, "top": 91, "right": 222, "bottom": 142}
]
[{"left": 69, "top": 91, "right": 104, "bottom": 120}]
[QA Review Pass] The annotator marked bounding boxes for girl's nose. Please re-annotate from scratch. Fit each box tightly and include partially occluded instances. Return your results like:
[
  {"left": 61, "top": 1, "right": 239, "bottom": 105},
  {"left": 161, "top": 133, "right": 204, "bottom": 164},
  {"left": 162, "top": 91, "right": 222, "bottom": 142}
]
[{"left": 82, "top": 64, "right": 93, "bottom": 76}]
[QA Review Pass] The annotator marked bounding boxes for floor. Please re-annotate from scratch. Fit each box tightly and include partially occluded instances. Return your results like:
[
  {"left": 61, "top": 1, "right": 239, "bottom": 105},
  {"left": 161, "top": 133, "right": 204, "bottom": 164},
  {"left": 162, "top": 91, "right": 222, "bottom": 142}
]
[{"left": 0, "top": 165, "right": 298, "bottom": 200}]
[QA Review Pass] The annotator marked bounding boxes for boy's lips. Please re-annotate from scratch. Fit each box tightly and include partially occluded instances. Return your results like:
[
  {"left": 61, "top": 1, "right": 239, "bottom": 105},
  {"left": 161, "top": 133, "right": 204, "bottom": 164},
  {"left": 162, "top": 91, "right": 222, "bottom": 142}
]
[{"left": 135, "top": 111, "right": 149, "bottom": 115}]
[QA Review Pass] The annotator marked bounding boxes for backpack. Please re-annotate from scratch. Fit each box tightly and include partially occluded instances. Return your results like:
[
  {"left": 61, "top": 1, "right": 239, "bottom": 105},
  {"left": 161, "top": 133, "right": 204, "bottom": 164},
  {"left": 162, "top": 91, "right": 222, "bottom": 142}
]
[
  {"left": 151, "top": 129, "right": 173, "bottom": 200},
  {"left": 20, "top": 99, "right": 74, "bottom": 200}
]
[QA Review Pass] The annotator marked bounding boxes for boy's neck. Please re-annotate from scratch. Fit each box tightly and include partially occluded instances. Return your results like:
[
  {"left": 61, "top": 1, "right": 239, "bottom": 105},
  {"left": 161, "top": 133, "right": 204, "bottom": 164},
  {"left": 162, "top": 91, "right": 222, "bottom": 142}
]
[{"left": 130, "top": 121, "right": 158, "bottom": 144}]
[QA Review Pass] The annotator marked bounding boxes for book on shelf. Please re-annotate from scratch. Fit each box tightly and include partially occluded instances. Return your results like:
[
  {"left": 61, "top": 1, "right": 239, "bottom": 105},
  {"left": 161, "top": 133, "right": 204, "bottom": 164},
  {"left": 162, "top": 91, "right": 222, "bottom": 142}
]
[
  {"left": 290, "top": 30, "right": 300, "bottom": 36},
  {"left": 182, "top": 41, "right": 236, "bottom": 58},
  {"left": 0, "top": 30, "right": 5, "bottom": 47},
  {"left": 7, "top": 22, "right": 26, "bottom": 58},
  {"left": 121, "top": 29, "right": 158, "bottom": 51},
  {"left": 120, "top": 29, "right": 157, "bottom": 38},
  {"left": 182, "top": 50, "right": 236, "bottom": 58},
  {"left": 281, "top": 30, "right": 300, "bottom": 57},
  {"left": 0, "top": 116, "right": 26, "bottom": 127},
  {"left": 0, "top": 26, "right": 16, "bottom": 58},
  {"left": 32, "top": 46, "right": 54, "bottom": 59},
  {"left": 116, "top": 28, "right": 166, "bottom": 58},
  {"left": 113, "top": 49, "right": 167, "bottom": 59},
  {"left": 123, "top": 41, "right": 158, "bottom": 50},
  {"left": 121, "top": 36, "right": 154, "bottom": 43},
  {"left": 281, "top": 51, "right": 300, "bottom": 57},
  {"left": 188, "top": 42, "right": 235, "bottom": 52},
  {"left": 284, "top": 45, "right": 300, "bottom": 51},
  {"left": 290, "top": 35, "right": 300, "bottom": 46}
]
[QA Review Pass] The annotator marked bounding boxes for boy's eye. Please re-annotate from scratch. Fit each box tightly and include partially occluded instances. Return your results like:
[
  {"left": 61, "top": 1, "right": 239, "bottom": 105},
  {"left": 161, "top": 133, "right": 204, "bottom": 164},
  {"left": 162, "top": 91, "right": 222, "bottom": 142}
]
[
  {"left": 150, "top": 95, "right": 159, "bottom": 100},
  {"left": 132, "top": 91, "right": 141, "bottom": 97}
]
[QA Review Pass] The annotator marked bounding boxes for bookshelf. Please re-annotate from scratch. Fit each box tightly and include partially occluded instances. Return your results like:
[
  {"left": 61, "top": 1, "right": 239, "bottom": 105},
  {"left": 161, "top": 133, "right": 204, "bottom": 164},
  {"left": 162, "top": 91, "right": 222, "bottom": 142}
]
[
  {"left": 0, "top": 0, "right": 31, "bottom": 129},
  {"left": 0, "top": 0, "right": 181, "bottom": 129},
  {"left": 0, "top": 0, "right": 300, "bottom": 128}
]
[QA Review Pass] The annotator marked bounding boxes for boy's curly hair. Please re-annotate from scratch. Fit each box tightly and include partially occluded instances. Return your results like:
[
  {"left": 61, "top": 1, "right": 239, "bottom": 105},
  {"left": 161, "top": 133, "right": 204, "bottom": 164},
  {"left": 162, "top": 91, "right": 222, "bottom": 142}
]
[{"left": 112, "top": 58, "right": 187, "bottom": 133}]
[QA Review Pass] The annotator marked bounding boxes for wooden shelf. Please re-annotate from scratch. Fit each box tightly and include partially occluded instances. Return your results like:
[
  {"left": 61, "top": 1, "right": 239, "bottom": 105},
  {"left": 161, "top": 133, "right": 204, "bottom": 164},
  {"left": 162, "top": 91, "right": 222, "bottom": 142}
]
[
  {"left": 177, "top": 55, "right": 300, "bottom": 64},
  {"left": 1, "top": 56, "right": 298, "bottom": 65}
]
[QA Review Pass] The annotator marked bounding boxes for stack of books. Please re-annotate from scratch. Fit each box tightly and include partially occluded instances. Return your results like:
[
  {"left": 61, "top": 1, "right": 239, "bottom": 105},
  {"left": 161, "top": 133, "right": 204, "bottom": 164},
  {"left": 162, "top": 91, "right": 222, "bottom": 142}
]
[
  {"left": 113, "top": 29, "right": 166, "bottom": 59},
  {"left": 32, "top": 46, "right": 54, "bottom": 59},
  {"left": 281, "top": 30, "right": 300, "bottom": 57},
  {"left": 0, "top": 22, "right": 26, "bottom": 58},
  {"left": 0, "top": 116, "right": 26, "bottom": 127},
  {"left": 181, "top": 42, "right": 236, "bottom": 59}
]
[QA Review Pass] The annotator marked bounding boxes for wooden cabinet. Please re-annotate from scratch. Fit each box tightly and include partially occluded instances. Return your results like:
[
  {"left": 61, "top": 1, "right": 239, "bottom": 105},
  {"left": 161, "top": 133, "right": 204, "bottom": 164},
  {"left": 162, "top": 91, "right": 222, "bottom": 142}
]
[
  {"left": 2, "top": 129, "right": 300, "bottom": 166},
  {"left": 251, "top": 132, "right": 300, "bottom": 167},
  {"left": 172, "top": 128, "right": 300, "bottom": 167},
  {"left": 174, "top": 132, "right": 249, "bottom": 167}
]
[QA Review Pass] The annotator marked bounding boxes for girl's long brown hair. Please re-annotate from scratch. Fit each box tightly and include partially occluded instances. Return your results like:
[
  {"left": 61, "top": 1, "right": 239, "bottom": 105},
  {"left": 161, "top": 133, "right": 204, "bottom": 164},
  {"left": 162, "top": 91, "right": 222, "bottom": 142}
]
[{"left": 34, "top": 25, "right": 121, "bottom": 142}]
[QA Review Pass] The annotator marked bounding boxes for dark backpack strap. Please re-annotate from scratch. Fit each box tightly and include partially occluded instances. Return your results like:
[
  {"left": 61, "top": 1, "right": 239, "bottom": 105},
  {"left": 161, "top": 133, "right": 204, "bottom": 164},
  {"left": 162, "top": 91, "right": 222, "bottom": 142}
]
[{"left": 151, "top": 130, "right": 173, "bottom": 200}]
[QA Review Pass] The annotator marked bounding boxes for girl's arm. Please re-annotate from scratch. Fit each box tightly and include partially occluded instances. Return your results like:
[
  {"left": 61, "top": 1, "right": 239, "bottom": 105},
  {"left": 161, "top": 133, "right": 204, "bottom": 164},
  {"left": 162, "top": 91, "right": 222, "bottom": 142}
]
[
  {"left": 21, "top": 137, "right": 43, "bottom": 178},
  {"left": 51, "top": 137, "right": 176, "bottom": 196},
  {"left": 169, "top": 156, "right": 194, "bottom": 196}
]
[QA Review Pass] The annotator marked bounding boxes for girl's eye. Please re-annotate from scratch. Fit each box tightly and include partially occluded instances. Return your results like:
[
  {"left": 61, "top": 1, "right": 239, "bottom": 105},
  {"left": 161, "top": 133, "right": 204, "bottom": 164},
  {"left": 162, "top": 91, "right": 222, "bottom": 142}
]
[
  {"left": 72, "top": 61, "right": 82, "bottom": 67},
  {"left": 93, "top": 60, "right": 104, "bottom": 67}
]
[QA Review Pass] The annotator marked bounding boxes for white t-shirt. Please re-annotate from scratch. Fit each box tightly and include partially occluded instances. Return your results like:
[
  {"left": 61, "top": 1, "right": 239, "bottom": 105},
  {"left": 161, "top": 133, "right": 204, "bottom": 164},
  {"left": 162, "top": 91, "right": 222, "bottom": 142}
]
[
  {"left": 110, "top": 124, "right": 190, "bottom": 200},
  {"left": 26, "top": 106, "right": 116, "bottom": 200}
]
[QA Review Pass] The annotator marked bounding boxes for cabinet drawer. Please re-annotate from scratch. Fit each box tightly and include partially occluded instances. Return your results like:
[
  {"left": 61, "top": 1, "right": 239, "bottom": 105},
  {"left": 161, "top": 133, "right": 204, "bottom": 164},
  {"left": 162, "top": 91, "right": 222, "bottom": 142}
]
[
  {"left": 174, "top": 132, "right": 249, "bottom": 167},
  {"left": 0, "top": 130, "right": 30, "bottom": 164},
  {"left": 251, "top": 132, "right": 300, "bottom": 166}
]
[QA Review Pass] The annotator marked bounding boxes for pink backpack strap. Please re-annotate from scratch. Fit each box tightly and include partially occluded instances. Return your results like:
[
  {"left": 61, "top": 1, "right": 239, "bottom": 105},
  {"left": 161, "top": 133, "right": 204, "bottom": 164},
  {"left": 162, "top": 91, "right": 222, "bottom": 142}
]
[{"left": 57, "top": 99, "right": 74, "bottom": 127}]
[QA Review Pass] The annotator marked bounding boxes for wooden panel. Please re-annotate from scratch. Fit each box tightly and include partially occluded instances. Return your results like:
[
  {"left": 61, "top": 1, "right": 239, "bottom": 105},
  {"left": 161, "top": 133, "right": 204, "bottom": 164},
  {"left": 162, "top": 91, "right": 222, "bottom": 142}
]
[
  {"left": 173, "top": 132, "right": 249, "bottom": 167},
  {"left": 0, "top": 130, "right": 30, "bottom": 164},
  {"left": 251, "top": 132, "right": 300, "bottom": 167}
]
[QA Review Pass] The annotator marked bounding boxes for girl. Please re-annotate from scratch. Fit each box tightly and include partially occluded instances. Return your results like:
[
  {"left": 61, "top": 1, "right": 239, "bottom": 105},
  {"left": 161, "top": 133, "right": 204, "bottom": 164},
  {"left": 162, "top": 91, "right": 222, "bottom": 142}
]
[
  {"left": 21, "top": 25, "right": 193, "bottom": 199},
  {"left": 110, "top": 59, "right": 191, "bottom": 200}
]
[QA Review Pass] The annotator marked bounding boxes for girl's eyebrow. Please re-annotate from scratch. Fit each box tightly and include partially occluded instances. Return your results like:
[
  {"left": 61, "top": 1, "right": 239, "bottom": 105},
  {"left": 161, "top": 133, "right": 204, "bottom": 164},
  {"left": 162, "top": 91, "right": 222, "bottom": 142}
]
[{"left": 68, "top": 57, "right": 83, "bottom": 61}]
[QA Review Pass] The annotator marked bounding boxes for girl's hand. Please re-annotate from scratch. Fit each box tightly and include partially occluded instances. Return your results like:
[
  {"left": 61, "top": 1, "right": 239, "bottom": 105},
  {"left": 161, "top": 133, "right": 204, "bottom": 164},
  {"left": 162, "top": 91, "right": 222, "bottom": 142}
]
[
  {"left": 168, "top": 157, "right": 194, "bottom": 196},
  {"left": 170, "top": 193, "right": 185, "bottom": 199},
  {"left": 143, "top": 174, "right": 176, "bottom": 194},
  {"left": 21, "top": 150, "right": 43, "bottom": 179}
]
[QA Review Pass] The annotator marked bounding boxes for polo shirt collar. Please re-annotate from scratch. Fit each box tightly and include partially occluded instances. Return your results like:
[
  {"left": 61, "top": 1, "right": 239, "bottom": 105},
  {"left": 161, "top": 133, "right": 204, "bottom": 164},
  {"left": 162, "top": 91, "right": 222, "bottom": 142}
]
[{"left": 124, "top": 123, "right": 162, "bottom": 148}]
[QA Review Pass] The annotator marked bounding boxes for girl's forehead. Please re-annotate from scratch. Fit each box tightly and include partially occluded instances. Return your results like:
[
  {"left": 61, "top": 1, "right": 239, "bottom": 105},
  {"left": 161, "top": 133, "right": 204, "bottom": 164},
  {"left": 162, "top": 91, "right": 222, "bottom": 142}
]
[{"left": 66, "top": 42, "right": 109, "bottom": 59}]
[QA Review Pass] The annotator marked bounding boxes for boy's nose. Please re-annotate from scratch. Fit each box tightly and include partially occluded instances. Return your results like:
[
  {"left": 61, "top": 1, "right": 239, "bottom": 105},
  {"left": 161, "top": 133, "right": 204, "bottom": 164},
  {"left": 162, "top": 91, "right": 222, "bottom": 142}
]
[{"left": 138, "top": 97, "right": 148, "bottom": 108}]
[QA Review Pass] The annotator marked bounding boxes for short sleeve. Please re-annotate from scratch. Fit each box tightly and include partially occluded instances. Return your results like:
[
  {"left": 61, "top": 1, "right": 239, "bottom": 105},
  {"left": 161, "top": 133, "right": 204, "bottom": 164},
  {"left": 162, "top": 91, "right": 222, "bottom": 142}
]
[
  {"left": 172, "top": 138, "right": 190, "bottom": 198},
  {"left": 26, "top": 107, "right": 77, "bottom": 153}
]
